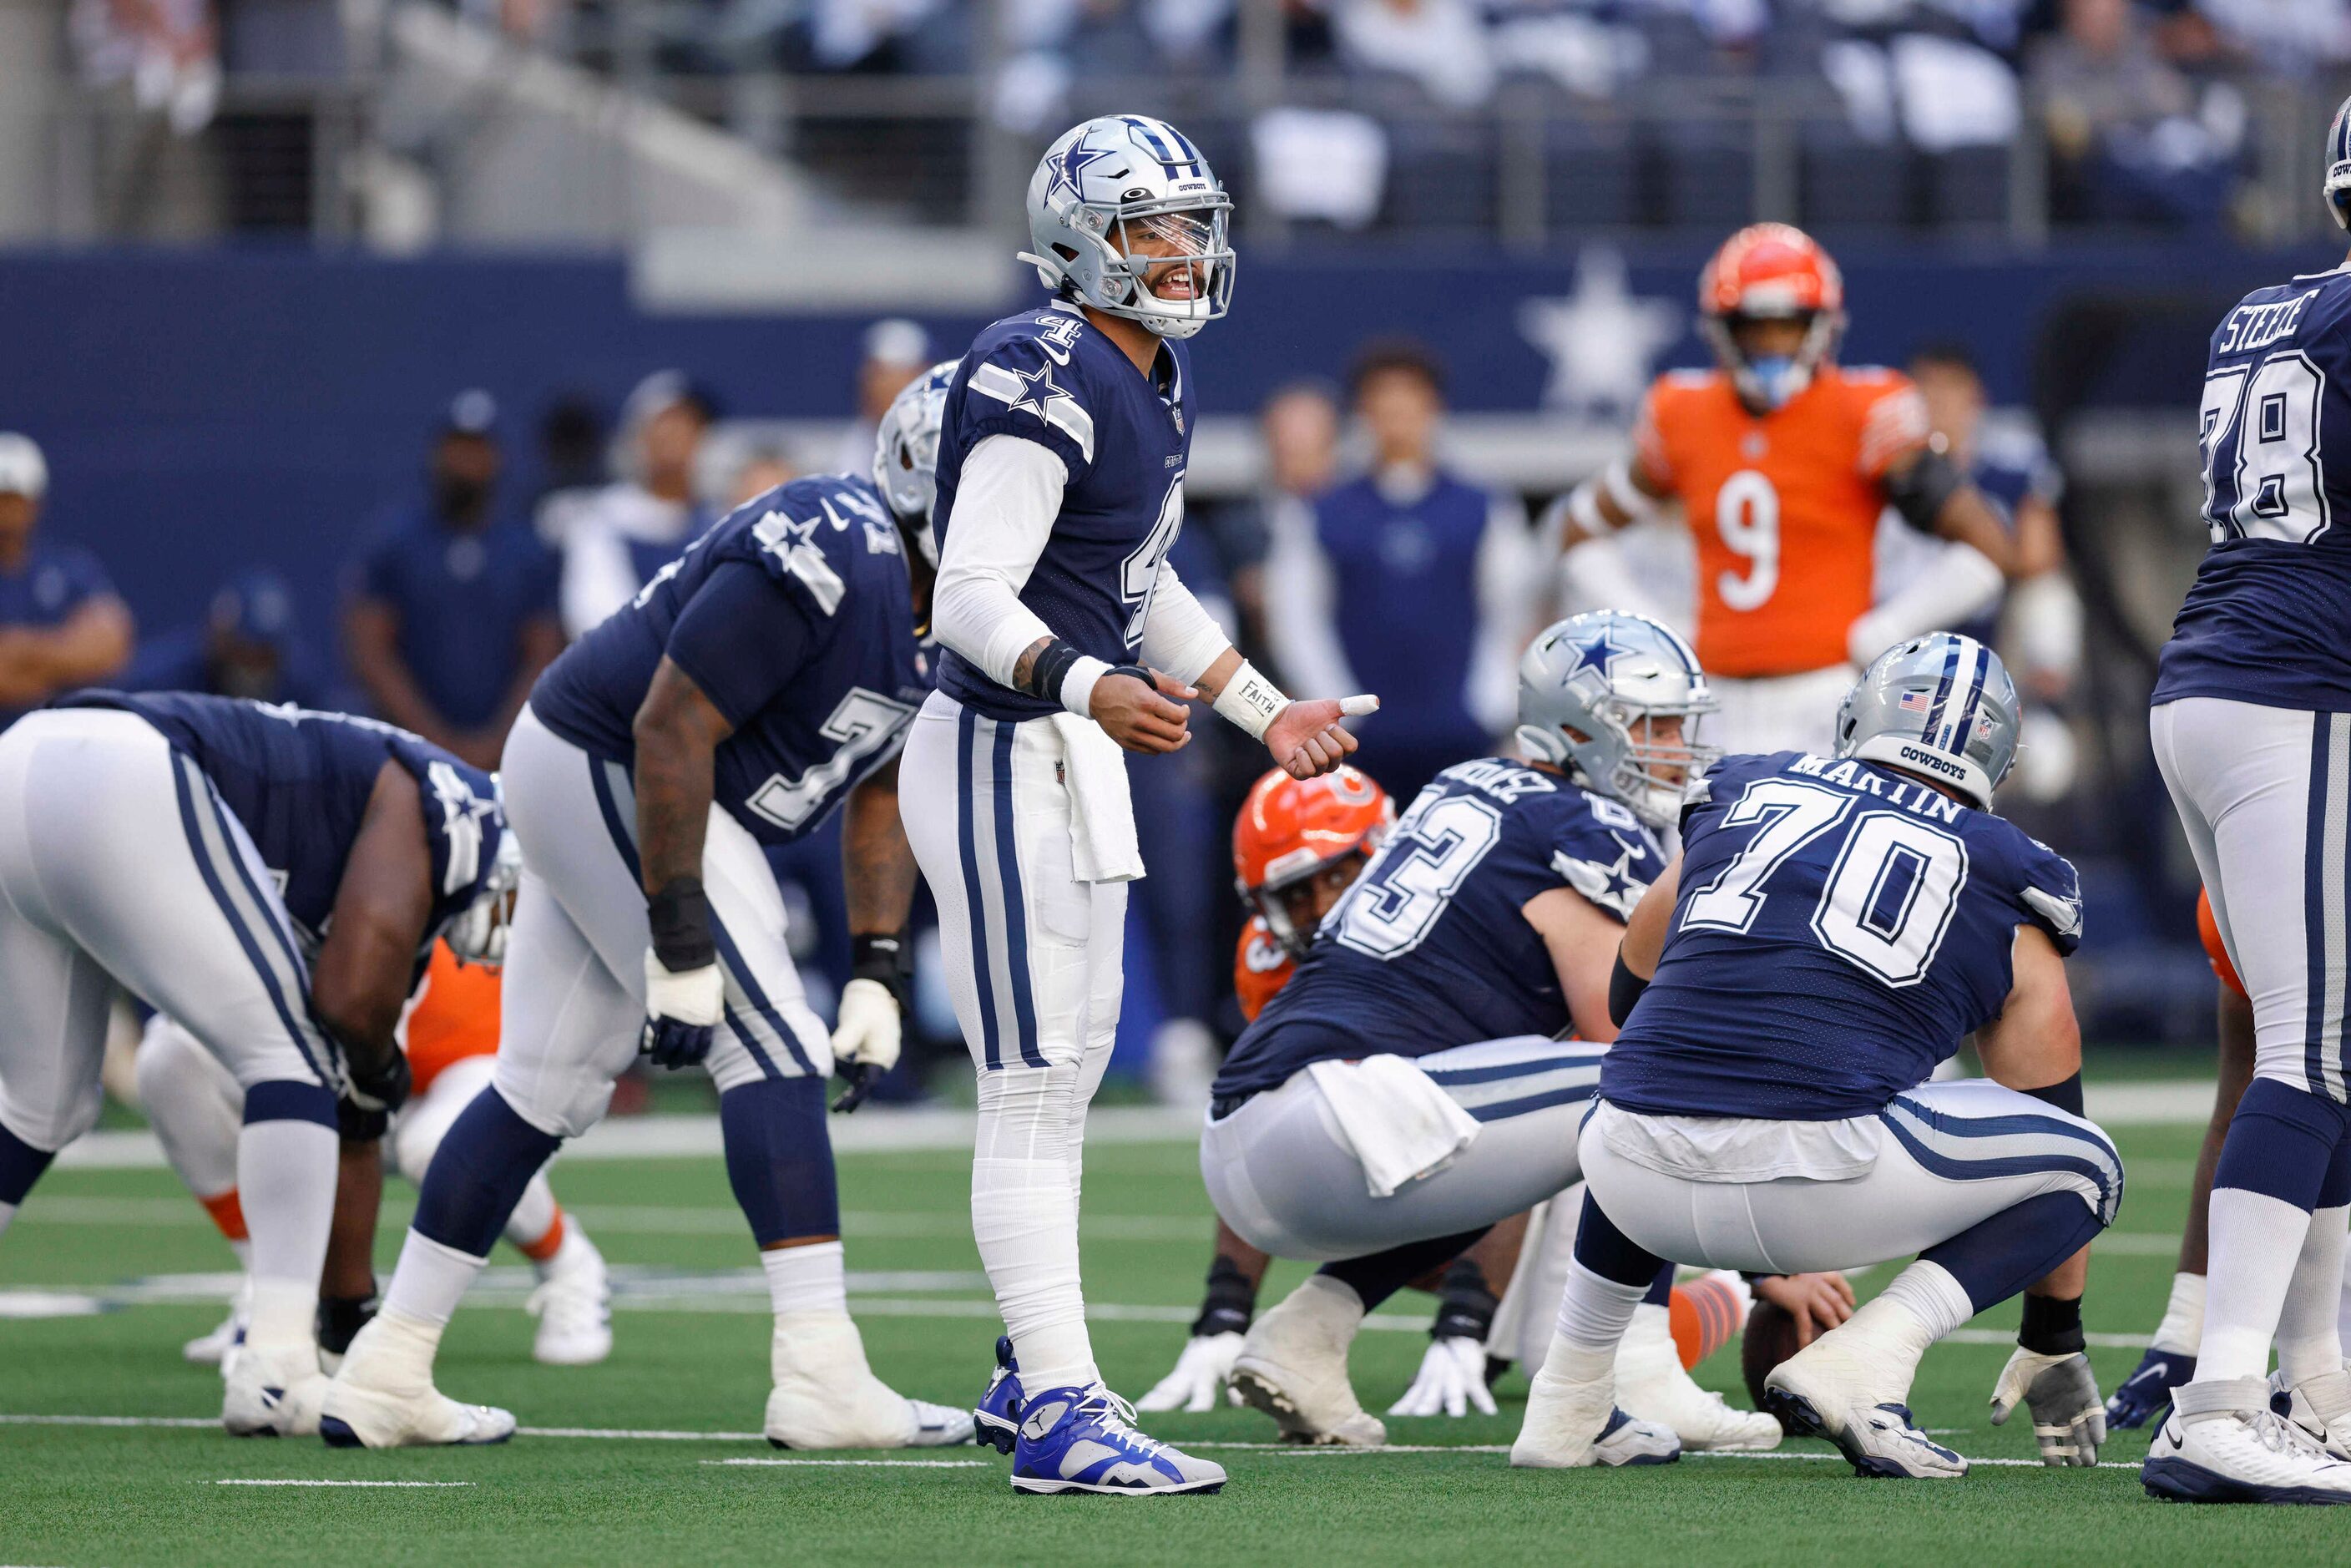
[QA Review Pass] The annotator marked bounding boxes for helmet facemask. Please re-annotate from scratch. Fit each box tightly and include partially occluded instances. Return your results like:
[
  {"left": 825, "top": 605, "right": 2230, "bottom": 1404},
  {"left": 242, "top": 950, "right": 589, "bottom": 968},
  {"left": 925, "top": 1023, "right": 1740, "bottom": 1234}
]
[
  {"left": 1703, "top": 307, "right": 1844, "bottom": 415},
  {"left": 1029, "top": 190, "right": 1234, "bottom": 341},
  {"left": 1581, "top": 697, "right": 1720, "bottom": 829},
  {"left": 1247, "top": 849, "right": 1373, "bottom": 960}
]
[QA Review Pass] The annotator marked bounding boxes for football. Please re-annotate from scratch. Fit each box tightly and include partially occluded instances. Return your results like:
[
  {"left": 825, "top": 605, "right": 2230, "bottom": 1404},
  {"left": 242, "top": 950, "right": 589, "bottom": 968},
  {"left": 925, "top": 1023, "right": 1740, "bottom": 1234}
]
[{"left": 1742, "top": 1297, "right": 1805, "bottom": 1433}]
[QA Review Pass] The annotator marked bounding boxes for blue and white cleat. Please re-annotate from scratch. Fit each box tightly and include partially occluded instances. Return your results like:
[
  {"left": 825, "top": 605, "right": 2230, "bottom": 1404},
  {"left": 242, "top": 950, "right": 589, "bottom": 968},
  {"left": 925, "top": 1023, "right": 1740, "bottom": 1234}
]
[
  {"left": 1761, "top": 1301, "right": 1964, "bottom": 1479},
  {"left": 1511, "top": 1348, "right": 1681, "bottom": 1469},
  {"left": 2144, "top": 1377, "right": 2351, "bottom": 1504},
  {"left": 976, "top": 1335, "right": 1023, "bottom": 1455},
  {"left": 1010, "top": 1385, "right": 1227, "bottom": 1495},
  {"left": 2106, "top": 1347, "right": 2196, "bottom": 1429}
]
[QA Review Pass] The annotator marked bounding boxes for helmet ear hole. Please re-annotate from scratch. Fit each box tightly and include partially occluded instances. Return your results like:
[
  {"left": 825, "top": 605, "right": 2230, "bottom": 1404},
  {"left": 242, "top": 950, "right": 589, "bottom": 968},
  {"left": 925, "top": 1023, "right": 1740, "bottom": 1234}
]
[{"left": 1052, "top": 243, "right": 1079, "bottom": 263}]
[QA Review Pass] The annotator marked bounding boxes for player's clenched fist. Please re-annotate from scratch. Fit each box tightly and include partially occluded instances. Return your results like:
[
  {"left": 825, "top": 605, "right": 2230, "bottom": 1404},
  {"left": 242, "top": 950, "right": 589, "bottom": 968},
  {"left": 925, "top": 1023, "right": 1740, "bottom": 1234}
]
[{"left": 1089, "top": 665, "right": 1195, "bottom": 754}]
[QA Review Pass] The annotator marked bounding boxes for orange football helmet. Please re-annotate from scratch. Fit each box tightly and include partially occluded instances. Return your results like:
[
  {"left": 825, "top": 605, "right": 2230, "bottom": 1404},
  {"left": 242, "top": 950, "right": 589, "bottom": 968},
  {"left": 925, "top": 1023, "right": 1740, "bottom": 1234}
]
[
  {"left": 1697, "top": 223, "right": 1847, "bottom": 412},
  {"left": 1232, "top": 765, "right": 1393, "bottom": 958}
]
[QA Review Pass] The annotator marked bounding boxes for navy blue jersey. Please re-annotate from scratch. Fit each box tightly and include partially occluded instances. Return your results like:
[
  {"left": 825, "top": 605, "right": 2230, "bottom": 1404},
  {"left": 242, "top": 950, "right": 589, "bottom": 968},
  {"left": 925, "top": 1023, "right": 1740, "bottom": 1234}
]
[
  {"left": 1214, "top": 759, "right": 1666, "bottom": 1099},
  {"left": 2155, "top": 265, "right": 2351, "bottom": 711},
  {"left": 1601, "top": 751, "right": 2084, "bottom": 1121},
  {"left": 933, "top": 301, "right": 1192, "bottom": 721},
  {"left": 1314, "top": 471, "right": 1495, "bottom": 750},
  {"left": 530, "top": 473, "right": 929, "bottom": 848},
  {"left": 62, "top": 690, "right": 504, "bottom": 955}
]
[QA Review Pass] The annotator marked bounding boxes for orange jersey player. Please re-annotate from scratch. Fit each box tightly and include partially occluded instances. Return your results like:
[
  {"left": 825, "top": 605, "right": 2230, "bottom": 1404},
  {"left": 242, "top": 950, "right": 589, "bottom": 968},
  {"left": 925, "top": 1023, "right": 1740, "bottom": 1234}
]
[
  {"left": 1556, "top": 224, "right": 2018, "bottom": 756},
  {"left": 1229, "top": 764, "right": 1396, "bottom": 1022}
]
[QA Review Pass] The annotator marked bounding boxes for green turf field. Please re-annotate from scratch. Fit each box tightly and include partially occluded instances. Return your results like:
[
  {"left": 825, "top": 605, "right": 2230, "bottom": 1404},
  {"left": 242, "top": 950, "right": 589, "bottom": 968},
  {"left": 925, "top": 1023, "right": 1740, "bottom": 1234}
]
[{"left": 3, "top": 1105, "right": 2344, "bottom": 1566}]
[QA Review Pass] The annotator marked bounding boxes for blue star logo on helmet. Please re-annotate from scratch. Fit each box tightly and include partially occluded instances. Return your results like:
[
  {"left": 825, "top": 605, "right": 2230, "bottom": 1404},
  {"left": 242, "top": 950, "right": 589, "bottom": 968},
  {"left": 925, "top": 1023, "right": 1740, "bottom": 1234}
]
[
  {"left": 1565, "top": 630, "right": 1631, "bottom": 683},
  {"left": 1046, "top": 139, "right": 1116, "bottom": 207}
]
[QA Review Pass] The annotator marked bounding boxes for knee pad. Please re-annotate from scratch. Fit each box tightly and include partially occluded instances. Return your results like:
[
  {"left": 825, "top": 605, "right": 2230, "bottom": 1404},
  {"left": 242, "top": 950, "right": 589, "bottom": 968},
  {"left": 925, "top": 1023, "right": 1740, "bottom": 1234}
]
[
  {"left": 2218, "top": 1077, "right": 2351, "bottom": 1210},
  {"left": 719, "top": 1077, "right": 838, "bottom": 1247}
]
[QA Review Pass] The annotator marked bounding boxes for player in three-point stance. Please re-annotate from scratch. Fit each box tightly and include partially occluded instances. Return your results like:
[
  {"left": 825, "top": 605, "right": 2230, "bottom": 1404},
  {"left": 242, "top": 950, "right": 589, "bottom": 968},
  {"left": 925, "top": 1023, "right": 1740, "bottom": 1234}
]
[
  {"left": 1200, "top": 613, "right": 1778, "bottom": 1457},
  {"left": 1552, "top": 224, "right": 2020, "bottom": 756},
  {"left": 1512, "top": 635, "right": 2115, "bottom": 1479},
  {"left": 0, "top": 692, "right": 518, "bottom": 1436},
  {"left": 2136, "top": 95, "right": 2351, "bottom": 1504},
  {"left": 900, "top": 114, "right": 1372, "bottom": 1496},
  {"left": 321, "top": 367, "right": 971, "bottom": 1450}
]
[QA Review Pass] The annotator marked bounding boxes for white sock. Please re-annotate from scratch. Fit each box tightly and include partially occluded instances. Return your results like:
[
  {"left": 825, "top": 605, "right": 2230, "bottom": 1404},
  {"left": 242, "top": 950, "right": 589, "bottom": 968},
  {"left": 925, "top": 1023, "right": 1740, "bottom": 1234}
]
[
  {"left": 382, "top": 1228, "right": 490, "bottom": 1329},
  {"left": 2151, "top": 1271, "right": 2206, "bottom": 1355},
  {"left": 1553, "top": 1258, "right": 1648, "bottom": 1358},
  {"left": 973, "top": 1065, "right": 1096, "bottom": 1395},
  {"left": 236, "top": 1116, "right": 336, "bottom": 1349},
  {"left": 2199, "top": 1186, "right": 2316, "bottom": 1383},
  {"left": 505, "top": 1173, "right": 559, "bottom": 1255},
  {"left": 763, "top": 1240, "right": 848, "bottom": 1318},
  {"left": 1875, "top": 1259, "right": 1973, "bottom": 1343},
  {"left": 2278, "top": 1205, "right": 2350, "bottom": 1385}
]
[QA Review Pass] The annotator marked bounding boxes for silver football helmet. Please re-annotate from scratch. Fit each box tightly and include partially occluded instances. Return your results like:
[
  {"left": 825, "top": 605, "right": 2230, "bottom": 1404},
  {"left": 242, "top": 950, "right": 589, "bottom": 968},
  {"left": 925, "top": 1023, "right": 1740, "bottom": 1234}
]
[
  {"left": 1021, "top": 115, "right": 1234, "bottom": 341},
  {"left": 444, "top": 817, "right": 522, "bottom": 969},
  {"left": 872, "top": 358, "right": 957, "bottom": 565},
  {"left": 1834, "top": 632, "right": 2019, "bottom": 809},
  {"left": 1516, "top": 612, "right": 1718, "bottom": 827},
  {"left": 2328, "top": 94, "right": 2351, "bottom": 230}
]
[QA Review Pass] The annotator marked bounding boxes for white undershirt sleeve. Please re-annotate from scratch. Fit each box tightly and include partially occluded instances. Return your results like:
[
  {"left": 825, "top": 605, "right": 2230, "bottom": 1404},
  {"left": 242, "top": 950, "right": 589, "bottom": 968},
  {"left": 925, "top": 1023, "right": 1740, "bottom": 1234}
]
[
  {"left": 1467, "top": 493, "right": 1534, "bottom": 736},
  {"left": 1138, "top": 561, "right": 1232, "bottom": 686},
  {"left": 929, "top": 434, "right": 1070, "bottom": 689},
  {"left": 1261, "top": 496, "right": 1358, "bottom": 697}
]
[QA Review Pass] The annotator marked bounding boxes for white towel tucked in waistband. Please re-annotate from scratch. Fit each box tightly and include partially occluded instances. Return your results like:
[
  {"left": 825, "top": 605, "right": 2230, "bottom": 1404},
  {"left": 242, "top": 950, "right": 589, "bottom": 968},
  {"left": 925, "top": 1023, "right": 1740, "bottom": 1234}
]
[
  {"left": 1308, "top": 1055, "right": 1482, "bottom": 1199},
  {"left": 1049, "top": 713, "right": 1145, "bottom": 883}
]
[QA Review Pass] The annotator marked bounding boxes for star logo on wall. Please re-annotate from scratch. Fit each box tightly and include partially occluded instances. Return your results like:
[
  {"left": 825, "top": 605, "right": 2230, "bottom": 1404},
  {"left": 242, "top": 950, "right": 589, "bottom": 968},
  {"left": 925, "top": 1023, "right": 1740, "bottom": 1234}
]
[{"left": 1518, "top": 245, "right": 1685, "bottom": 418}]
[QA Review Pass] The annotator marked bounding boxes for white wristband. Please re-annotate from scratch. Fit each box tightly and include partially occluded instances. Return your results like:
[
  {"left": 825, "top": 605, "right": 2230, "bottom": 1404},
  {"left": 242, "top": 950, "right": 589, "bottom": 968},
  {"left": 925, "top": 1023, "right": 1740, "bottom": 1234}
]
[
  {"left": 1059, "top": 655, "right": 1111, "bottom": 719},
  {"left": 1212, "top": 659, "right": 1289, "bottom": 741},
  {"left": 1566, "top": 481, "right": 1609, "bottom": 537},
  {"left": 1602, "top": 457, "right": 1659, "bottom": 523}
]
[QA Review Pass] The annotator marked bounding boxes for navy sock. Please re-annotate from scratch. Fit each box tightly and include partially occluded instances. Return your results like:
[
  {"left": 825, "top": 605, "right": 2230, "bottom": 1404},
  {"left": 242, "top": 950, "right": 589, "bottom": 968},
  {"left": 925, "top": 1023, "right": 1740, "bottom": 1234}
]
[
  {"left": 1643, "top": 1262, "right": 1676, "bottom": 1307},
  {"left": 1922, "top": 1191, "right": 2103, "bottom": 1313},
  {"left": 412, "top": 1087, "right": 562, "bottom": 1257},
  {"left": 0, "top": 1121, "right": 55, "bottom": 1206},
  {"left": 242, "top": 1080, "right": 337, "bottom": 1130},
  {"left": 1317, "top": 1227, "right": 1489, "bottom": 1312},
  {"left": 720, "top": 1078, "right": 839, "bottom": 1247},
  {"left": 1571, "top": 1191, "right": 1667, "bottom": 1288},
  {"left": 2214, "top": 1076, "right": 2351, "bottom": 1210}
]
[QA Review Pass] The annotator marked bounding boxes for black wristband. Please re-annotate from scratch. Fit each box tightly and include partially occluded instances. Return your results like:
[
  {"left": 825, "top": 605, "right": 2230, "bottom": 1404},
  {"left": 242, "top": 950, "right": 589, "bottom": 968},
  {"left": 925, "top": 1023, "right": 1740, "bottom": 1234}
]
[
  {"left": 851, "top": 931, "right": 912, "bottom": 1010},
  {"left": 1886, "top": 443, "right": 1965, "bottom": 533},
  {"left": 1022, "top": 639, "right": 1085, "bottom": 702},
  {"left": 1609, "top": 951, "right": 1651, "bottom": 1028},
  {"left": 647, "top": 877, "right": 715, "bottom": 972},
  {"left": 1191, "top": 1253, "right": 1257, "bottom": 1338},
  {"left": 2019, "top": 1292, "right": 2086, "bottom": 1357},
  {"left": 2021, "top": 1071, "right": 2085, "bottom": 1118},
  {"left": 1431, "top": 1258, "right": 1499, "bottom": 1342}
]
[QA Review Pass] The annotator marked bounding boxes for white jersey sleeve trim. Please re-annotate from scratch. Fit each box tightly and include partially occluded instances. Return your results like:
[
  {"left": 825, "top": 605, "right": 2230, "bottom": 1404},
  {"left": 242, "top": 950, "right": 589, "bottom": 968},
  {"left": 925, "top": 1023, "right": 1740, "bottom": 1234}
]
[
  {"left": 1138, "top": 561, "right": 1231, "bottom": 686},
  {"left": 969, "top": 362, "right": 1097, "bottom": 465},
  {"left": 931, "top": 434, "right": 1070, "bottom": 688}
]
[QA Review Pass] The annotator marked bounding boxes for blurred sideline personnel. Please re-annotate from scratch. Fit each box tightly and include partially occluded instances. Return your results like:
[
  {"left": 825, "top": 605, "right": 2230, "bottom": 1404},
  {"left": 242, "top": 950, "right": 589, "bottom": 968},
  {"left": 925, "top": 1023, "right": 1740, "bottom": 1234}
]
[
  {"left": 830, "top": 317, "right": 932, "bottom": 477},
  {"left": 129, "top": 568, "right": 332, "bottom": 708},
  {"left": 904, "top": 114, "right": 1370, "bottom": 1497},
  {"left": 2139, "top": 107, "right": 2351, "bottom": 1503},
  {"left": 141, "top": 941, "right": 612, "bottom": 1372},
  {"left": 345, "top": 392, "right": 564, "bottom": 771},
  {"left": 321, "top": 367, "right": 964, "bottom": 1452},
  {"left": 1140, "top": 765, "right": 1769, "bottom": 1418},
  {"left": 2103, "top": 888, "right": 2257, "bottom": 1430},
  {"left": 1554, "top": 225, "right": 2020, "bottom": 756},
  {"left": 546, "top": 372, "right": 719, "bottom": 639},
  {"left": 1515, "top": 635, "right": 2114, "bottom": 1479},
  {"left": 1266, "top": 342, "right": 1537, "bottom": 805},
  {"left": 1199, "top": 614, "right": 1778, "bottom": 1456},
  {"left": 1207, "top": 380, "right": 1342, "bottom": 659},
  {"left": 0, "top": 691, "right": 517, "bottom": 1436},
  {"left": 0, "top": 432, "right": 134, "bottom": 727}
]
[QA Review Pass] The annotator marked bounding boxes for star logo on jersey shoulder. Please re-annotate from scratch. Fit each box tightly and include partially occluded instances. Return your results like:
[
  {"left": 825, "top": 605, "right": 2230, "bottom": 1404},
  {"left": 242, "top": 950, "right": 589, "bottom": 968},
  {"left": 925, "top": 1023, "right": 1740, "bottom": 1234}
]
[
  {"left": 1565, "top": 630, "right": 1631, "bottom": 685},
  {"left": 1002, "top": 361, "right": 1074, "bottom": 424},
  {"left": 1046, "top": 139, "right": 1115, "bottom": 206},
  {"left": 1553, "top": 834, "right": 1651, "bottom": 920}
]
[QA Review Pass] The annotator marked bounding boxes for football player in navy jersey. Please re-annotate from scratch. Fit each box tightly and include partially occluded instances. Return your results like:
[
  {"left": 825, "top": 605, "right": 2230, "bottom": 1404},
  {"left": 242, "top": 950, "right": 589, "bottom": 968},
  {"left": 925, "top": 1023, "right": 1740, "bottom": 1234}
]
[
  {"left": 1194, "top": 613, "right": 1779, "bottom": 1459},
  {"left": 2136, "top": 97, "right": 2351, "bottom": 1505},
  {"left": 899, "top": 114, "right": 1373, "bottom": 1496},
  {"left": 1513, "top": 634, "right": 2117, "bottom": 1479},
  {"left": 320, "top": 367, "right": 971, "bottom": 1452},
  {"left": 0, "top": 692, "right": 517, "bottom": 1438}
]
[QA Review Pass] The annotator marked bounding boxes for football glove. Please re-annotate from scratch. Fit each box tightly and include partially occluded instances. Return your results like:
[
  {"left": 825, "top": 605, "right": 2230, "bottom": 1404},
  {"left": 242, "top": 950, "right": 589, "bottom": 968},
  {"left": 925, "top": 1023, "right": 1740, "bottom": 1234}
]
[
  {"left": 2104, "top": 1346, "right": 2195, "bottom": 1429},
  {"left": 1990, "top": 1346, "right": 2106, "bottom": 1465},
  {"left": 640, "top": 953, "right": 722, "bottom": 1070},
  {"left": 339, "top": 1047, "right": 412, "bottom": 1141},
  {"left": 830, "top": 934, "right": 909, "bottom": 1113},
  {"left": 1388, "top": 1336, "right": 1498, "bottom": 1419},
  {"left": 1135, "top": 1331, "right": 1245, "bottom": 1413}
]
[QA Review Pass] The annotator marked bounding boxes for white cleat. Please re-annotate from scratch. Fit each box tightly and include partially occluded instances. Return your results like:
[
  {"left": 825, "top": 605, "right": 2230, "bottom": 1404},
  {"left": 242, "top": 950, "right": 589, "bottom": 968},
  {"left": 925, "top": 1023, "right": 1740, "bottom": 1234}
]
[
  {"left": 1511, "top": 1343, "right": 1681, "bottom": 1469},
  {"left": 1615, "top": 1303, "right": 1780, "bottom": 1452},
  {"left": 766, "top": 1312, "right": 975, "bottom": 1449},
  {"left": 222, "top": 1344, "right": 330, "bottom": 1439},
  {"left": 1763, "top": 1324, "right": 1962, "bottom": 1479},
  {"left": 2273, "top": 1366, "right": 2351, "bottom": 1460},
  {"left": 184, "top": 1304, "right": 248, "bottom": 1370},
  {"left": 317, "top": 1311, "right": 516, "bottom": 1449},
  {"left": 2145, "top": 1377, "right": 2351, "bottom": 1505},
  {"left": 1228, "top": 1276, "right": 1386, "bottom": 1447},
  {"left": 527, "top": 1230, "right": 613, "bottom": 1367}
]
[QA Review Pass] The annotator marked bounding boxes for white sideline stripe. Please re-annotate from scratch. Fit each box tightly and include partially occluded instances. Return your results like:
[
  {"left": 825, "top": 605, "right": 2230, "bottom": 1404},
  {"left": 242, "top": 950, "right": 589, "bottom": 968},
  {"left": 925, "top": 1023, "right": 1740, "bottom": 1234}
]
[
  {"left": 0, "top": 1414, "right": 2139, "bottom": 1471},
  {"left": 48, "top": 1082, "right": 2217, "bottom": 1171},
  {"left": 703, "top": 1459, "right": 990, "bottom": 1468},
  {"left": 215, "top": 1479, "right": 473, "bottom": 1488}
]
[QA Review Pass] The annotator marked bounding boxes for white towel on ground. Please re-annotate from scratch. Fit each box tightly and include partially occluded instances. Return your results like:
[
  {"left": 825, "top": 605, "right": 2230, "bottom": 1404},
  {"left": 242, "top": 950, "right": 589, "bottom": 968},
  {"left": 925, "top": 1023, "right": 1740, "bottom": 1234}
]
[
  {"left": 1307, "top": 1055, "right": 1483, "bottom": 1199},
  {"left": 1049, "top": 713, "right": 1145, "bottom": 883}
]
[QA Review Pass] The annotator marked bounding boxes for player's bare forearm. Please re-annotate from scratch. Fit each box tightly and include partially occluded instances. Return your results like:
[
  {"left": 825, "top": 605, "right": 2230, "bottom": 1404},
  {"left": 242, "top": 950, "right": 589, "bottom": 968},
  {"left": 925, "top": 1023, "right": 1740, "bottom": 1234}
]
[
  {"left": 311, "top": 761, "right": 435, "bottom": 1066},
  {"left": 2027, "top": 1245, "right": 2091, "bottom": 1302},
  {"left": 1010, "top": 635, "right": 1053, "bottom": 693},
  {"left": 1212, "top": 1219, "right": 1272, "bottom": 1289},
  {"left": 631, "top": 657, "right": 735, "bottom": 898},
  {"left": 1619, "top": 855, "right": 1681, "bottom": 979},
  {"left": 1188, "top": 646, "right": 1243, "bottom": 705},
  {"left": 1979, "top": 927, "right": 2081, "bottom": 1092},
  {"left": 2182, "top": 986, "right": 2258, "bottom": 1273},
  {"left": 322, "top": 1136, "right": 385, "bottom": 1299},
  {"left": 1930, "top": 483, "right": 2020, "bottom": 577},
  {"left": 841, "top": 759, "right": 918, "bottom": 938}
]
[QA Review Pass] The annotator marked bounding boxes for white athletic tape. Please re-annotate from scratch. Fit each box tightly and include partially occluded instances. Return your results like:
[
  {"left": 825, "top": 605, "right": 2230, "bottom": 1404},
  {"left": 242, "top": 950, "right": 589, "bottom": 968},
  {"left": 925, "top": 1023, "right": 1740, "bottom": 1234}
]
[{"left": 1338, "top": 695, "right": 1380, "bottom": 717}]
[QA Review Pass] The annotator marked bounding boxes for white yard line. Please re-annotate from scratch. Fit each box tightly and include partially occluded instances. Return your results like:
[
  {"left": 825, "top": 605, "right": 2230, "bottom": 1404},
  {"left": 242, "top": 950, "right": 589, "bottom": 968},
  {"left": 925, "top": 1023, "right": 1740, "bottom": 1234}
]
[{"left": 215, "top": 1479, "right": 473, "bottom": 1488}]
